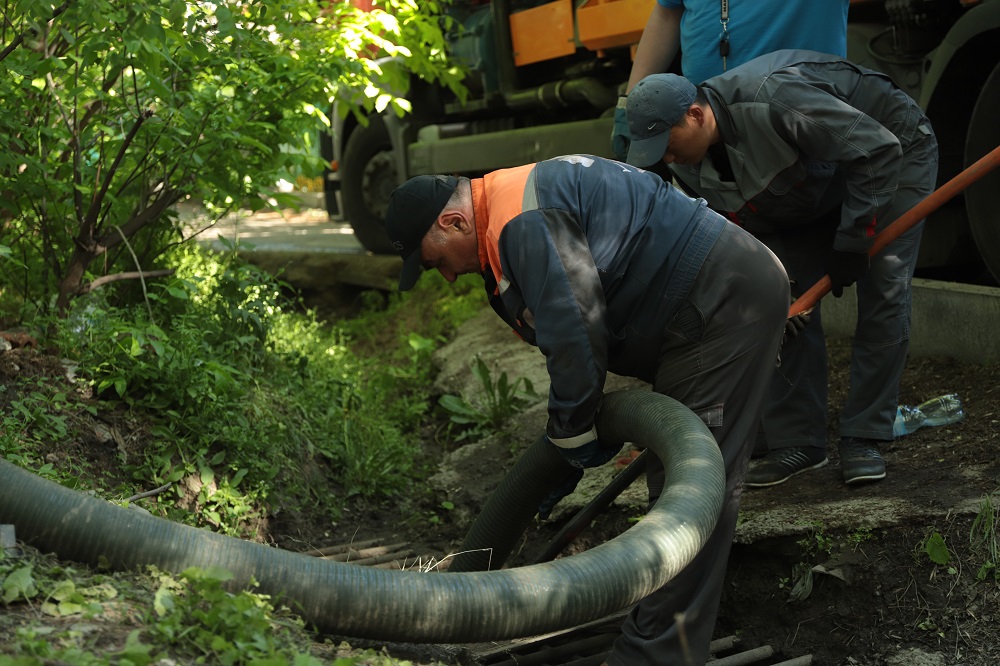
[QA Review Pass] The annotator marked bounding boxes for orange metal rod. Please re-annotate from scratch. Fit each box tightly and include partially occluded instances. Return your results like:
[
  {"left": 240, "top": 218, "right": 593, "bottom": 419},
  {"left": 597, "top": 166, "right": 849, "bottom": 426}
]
[{"left": 790, "top": 143, "right": 1000, "bottom": 317}]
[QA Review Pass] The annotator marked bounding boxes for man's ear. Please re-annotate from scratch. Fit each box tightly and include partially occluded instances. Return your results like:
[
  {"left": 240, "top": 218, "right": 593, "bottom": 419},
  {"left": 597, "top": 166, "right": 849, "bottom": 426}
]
[
  {"left": 688, "top": 104, "right": 705, "bottom": 126},
  {"left": 439, "top": 209, "right": 470, "bottom": 234}
]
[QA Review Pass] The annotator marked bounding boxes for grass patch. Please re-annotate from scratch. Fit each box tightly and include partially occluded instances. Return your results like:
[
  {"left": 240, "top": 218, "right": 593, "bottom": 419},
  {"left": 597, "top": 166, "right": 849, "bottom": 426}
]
[
  {"left": 1, "top": 243, "right": 486, "bottom": 536},
  {"left": 0, "top": 548, "right": 451, "bottom": 665}
]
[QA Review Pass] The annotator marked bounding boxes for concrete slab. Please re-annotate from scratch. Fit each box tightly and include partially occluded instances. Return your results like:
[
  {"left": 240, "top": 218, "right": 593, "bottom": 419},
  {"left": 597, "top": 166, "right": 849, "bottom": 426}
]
[{"left": 822, "top": 279, "right": 1000, "bottom": 363}]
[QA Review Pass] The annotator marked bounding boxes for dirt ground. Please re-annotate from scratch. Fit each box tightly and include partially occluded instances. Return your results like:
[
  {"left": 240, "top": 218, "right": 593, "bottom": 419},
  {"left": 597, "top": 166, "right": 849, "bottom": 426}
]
[
  {"left": 312, "top": 307, "right": 1000, "bottom": 666},
  {"left": 2, "top": 276, "right": 999, "bottom": 664}
]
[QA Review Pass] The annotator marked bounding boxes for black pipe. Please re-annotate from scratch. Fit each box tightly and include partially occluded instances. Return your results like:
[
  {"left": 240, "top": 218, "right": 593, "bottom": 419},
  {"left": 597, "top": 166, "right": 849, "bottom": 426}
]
[
  {"left": 503, "top": 77, "right": 617, "bottom": 113},
  {"left": 449, "top": 432, "right": 578, "bottom": 572},
  {"left": 534, "top": 451, "right": 650, "bottom": 565},
  {"left": 448, "top": 390, "right": 723, "bottom": 578},
  {"left": 0, "top": 390, "right": 724, "bottom": 643}
]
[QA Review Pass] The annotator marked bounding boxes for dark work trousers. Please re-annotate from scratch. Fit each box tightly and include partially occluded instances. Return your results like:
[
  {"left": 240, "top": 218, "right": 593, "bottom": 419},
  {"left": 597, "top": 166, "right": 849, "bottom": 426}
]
[
  {"left": 608, "top": 221, "right": 789, "bottom": 666},
  {"left": 756, "top": 127, "right": 939, "bottom": 452}
]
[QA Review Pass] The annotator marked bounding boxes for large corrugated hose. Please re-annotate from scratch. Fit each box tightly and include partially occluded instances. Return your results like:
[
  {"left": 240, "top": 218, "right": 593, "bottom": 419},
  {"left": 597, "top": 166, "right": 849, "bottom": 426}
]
[{"left": 0, "top": 390, "right": 724, "bottom": 643}]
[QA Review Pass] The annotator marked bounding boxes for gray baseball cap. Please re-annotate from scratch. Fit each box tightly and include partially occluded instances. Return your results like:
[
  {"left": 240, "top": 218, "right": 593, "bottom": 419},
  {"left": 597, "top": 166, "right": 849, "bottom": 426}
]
[{"left": 626, "top": 73, "right": 697, "bottom": 167}]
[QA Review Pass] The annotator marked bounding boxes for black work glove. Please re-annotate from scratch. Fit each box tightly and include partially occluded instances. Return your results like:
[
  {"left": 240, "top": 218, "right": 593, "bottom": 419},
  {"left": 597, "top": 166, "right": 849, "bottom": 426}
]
[
  {"left": 784, "top": 311, "right": 811, "bottom": 340},
  {"left": 827, "top": 249, "right": 870, "bottom": 298},
  {"left": 782, "top": 280, "right": 812, "bottom": 345},
  {"left": 611, "top": 96, "right": 630, "bottom": 162},
  {"left": 537, "top": 436, "right": 622, "bottom": 519}
]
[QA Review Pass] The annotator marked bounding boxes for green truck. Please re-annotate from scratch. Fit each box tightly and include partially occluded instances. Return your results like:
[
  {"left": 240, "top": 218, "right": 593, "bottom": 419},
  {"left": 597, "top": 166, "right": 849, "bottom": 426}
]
[{"left": 323, "top": 0, "right": 1000, "bottom": 283}]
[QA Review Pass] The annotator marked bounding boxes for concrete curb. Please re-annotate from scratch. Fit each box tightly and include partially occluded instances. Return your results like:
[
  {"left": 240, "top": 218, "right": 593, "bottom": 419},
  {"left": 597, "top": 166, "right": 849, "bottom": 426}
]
[{"left": 823, "top": 278, "right": 1000, "bottom": 363}]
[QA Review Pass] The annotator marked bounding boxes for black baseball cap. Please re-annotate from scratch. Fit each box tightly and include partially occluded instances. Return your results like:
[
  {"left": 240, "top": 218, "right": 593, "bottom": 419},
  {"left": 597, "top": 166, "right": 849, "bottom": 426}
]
[{"left": 384, "top": 175, "right": 459, "bottom": 291}]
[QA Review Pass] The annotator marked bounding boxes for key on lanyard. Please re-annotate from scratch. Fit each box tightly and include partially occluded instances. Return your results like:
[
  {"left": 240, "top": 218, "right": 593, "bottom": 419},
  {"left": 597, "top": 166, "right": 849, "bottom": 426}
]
[{"left": 719, "top": 0, "right": 729, "bottom": 70}]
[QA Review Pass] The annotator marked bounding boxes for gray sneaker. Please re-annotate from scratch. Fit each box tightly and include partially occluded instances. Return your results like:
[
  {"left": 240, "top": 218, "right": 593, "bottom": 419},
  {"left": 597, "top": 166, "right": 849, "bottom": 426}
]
[
  {"left": 745, "top": 447, "right": 829, "bottom": 487},
  {"left": 839, "top": 438, "right": 886, "bottom": 485}
]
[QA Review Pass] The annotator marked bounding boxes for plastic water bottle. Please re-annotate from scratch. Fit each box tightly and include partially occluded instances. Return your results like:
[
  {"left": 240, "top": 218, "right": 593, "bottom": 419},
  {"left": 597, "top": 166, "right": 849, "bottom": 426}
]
[
  {"left": 894, "top": 405, "right": 925, "bottom": 436},
  {"left": 919, "top": 394, "right": 966, "bottom": 427},
  {"left": 893, "top": 394, "right": 965, "bottom": 437}
]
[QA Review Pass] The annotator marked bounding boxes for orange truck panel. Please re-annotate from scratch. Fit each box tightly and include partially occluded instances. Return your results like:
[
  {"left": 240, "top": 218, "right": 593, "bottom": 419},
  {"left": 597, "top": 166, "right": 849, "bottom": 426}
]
[
  {"left": 510, "top": 0, "right": 576, "bottom": 66},
  {"left": 577, "top": 0, "right": 656, "bottom": 51}
]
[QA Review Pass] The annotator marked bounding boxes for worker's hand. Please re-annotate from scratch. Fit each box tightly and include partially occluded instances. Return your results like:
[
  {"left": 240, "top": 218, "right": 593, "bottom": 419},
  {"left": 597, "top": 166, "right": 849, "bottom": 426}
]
[
  {"left": 783, "top": 280, "right": 812, "bottom": 344},
  {"left": 784, "top": 311, "right": 811, "bottom": 340},
  {"left": 537, "top": 436, "right": 621, "bottom": 519},
  {"left": 551, "top": 436, "right": 623, "bottom": 469},
  {"left": 827, "top": 250, "right": 870, "bottom": 298},
  {"left": 611, "top": 96, "right": 630, "bottom": 162},
  {"left": 538, "top": 468, "right": 583, "bottom": 520}
]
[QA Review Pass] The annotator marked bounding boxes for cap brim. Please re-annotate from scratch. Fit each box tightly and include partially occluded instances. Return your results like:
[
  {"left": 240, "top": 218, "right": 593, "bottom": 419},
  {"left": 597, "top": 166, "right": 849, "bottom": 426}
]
[
  {"left": 398, "top": 250, "right": 423, "bottom": 291},
  {"left": 626, "top": 130, "right": 671, "bottom": 168}
]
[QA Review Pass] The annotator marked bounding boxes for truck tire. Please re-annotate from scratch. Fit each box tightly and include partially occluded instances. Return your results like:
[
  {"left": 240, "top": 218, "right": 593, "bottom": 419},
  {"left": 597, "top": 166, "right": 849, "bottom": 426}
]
[
  {"left": 965, "top": 61, "right": 1000, "bottom": 284},
  {"left": 341, "top": 115, "right": 399, "bottom": 254},
  {"left": 318, "top": 129, "right": 340, "bottom": 218}
]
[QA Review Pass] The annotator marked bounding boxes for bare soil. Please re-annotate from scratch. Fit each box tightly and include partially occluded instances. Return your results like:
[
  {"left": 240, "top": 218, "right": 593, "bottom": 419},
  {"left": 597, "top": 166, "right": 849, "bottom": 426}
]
[
  {"left": 323, "top": 308, "right": 1000, "bottom": 666},
  {"left": 2, "top": 284, "right": 999, "bottom": 665}
]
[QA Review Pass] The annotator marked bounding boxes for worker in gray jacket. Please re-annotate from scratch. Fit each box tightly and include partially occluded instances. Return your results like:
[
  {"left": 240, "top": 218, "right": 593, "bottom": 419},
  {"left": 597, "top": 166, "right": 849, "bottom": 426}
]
[{"left": 625, "top": 50, "right": 939, "bottom": 487}]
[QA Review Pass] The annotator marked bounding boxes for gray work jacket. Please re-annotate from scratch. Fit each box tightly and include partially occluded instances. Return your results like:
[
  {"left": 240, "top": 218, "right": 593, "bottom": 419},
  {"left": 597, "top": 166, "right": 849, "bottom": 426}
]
[{"left": 670, "top": 49, "right": 933, "bottom": 253}]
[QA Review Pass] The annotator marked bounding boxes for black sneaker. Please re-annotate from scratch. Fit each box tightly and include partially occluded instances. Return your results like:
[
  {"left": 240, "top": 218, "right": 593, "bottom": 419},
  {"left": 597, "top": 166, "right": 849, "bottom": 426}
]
[
  {"left": 839, "top": 438, "right": 886, "bottom": 485},
  {"left": 745, "top": 447, "right": 829, "bottom": 487}
]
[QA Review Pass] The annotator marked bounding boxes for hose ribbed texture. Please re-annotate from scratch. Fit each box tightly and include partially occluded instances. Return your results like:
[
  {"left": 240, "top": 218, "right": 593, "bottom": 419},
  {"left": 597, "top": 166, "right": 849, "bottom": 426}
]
[
  {"left": 0, "top": 390, "right": 724, "bottom": 643},
  {"left": 449, "top": 434, "right": 576, "bottom": 572}
]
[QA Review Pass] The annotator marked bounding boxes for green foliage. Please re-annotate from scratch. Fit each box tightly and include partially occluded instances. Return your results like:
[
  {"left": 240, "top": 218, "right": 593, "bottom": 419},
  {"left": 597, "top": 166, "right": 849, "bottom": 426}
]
[
  {"left": 148, "top": 566, "right": 318, "bottom": 665},
  {"left": 1, "top": 554, "right": 344, "bottom": 665},
  {"left": 341, "top": 271, "right": 486, "bottom": 356},
  {"left": 338, "top": 270, "right": 487, "bottom": 430},
  {"left": 0, "top": 0, "right": 463, "bottom": 319},
  {"left": 7, "top": 243, "right": 429, "bottom": 532},
  {"left": 4, "top": 241, "right": 462, "bottom": 534},
  {"left": 796, "top": 521, "right": 835, "bottom": 558},
  {"left": 970, "top": 492, "right": 999, "bottom": 582},
  {"left": 847, "top": 526, "right": 875, "bottom": 549},
  {"left": 2, "top": 564, "right": 38, "bottom": 605},
  {"left": 0, "top": 383, "right": 91, "bottom": 491},
  {"left": 923, "top": 530, "right": 951, "bottom": 566},
  {"left": 1, "top": 559, "right": 116, "bottom": 620},
  {"left": 783, "top": 521, "right": 858, "bottom": 602},
  {"left": 438, "top": 355, "right": 540, "bottom": 441},
  {"left": 426, "top": 500, "right": 455, "bottom": 526}
]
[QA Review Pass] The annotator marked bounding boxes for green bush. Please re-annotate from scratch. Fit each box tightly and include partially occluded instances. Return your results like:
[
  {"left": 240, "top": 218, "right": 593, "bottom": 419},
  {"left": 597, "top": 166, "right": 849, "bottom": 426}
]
[
  {"left": 0, "top": 0, "right": 464, "bottom": 318},
  {"left": 6, "top": 228, "right": 492, "bottom": 534},
  {"left": 30, "top": 244, "right": 435, "bottom": 533}
]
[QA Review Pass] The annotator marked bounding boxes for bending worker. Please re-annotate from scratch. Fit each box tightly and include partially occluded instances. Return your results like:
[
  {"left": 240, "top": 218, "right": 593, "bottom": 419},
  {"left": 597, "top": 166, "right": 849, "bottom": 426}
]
[
  {"left": 385, "top": 154, "right": 789, "bottom": 665},
  {"left": 625, "top": 50, "right": 939, "bottom": 487},
  {"left": 612, "top": 0, "right": 849, "bottom": 161}
]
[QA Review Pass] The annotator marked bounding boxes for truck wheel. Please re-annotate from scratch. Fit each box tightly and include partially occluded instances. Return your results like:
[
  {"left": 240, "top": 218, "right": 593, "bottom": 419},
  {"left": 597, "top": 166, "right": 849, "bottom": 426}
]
[
  {"left": 341, "top": 115, "right": 399, "bottom": 254},
  {"left": 318, "top": 128, "right": 340, "bottom": 218},
  {"left": 965, "top": 61, "right": 1000, "bottom": 284}
]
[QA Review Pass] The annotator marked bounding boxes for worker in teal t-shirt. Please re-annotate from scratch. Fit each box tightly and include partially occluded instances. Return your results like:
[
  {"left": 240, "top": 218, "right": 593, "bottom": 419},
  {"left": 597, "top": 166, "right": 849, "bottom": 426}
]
[{"left": 611, "top": 0, "right": 849, "bottom": 161}]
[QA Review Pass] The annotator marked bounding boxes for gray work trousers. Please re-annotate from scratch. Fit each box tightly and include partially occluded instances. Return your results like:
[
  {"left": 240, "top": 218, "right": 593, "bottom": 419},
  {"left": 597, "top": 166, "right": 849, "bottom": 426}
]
[
  {"left": 608, "top": 221, "right": 789, "bottom": 666},
  {"left": 758, "top": 127, "right": 939, "bottom": 450}
]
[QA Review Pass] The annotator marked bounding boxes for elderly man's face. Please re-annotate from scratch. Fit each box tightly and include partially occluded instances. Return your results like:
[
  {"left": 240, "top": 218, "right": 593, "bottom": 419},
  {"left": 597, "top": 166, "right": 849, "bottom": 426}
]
[{"left": 420, "top": 219, "right": 479, "bottom": 283}]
